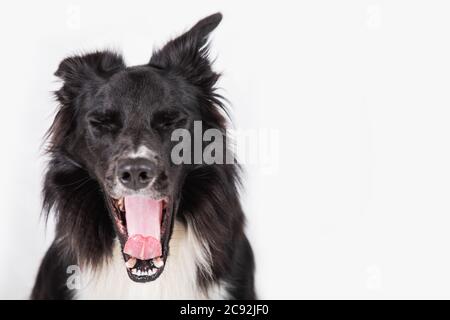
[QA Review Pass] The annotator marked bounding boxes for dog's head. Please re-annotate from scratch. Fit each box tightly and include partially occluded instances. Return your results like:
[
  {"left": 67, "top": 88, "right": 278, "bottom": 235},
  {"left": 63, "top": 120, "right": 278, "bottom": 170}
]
[{"left": 49, "top": 13, "right": 226, "bottom": 282}]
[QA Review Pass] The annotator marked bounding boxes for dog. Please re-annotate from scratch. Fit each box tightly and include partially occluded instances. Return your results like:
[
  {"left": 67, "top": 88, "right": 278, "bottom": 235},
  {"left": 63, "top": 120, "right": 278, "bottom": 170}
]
[{"left": 31, "top": 12, "right": 256, "bottom": 300}]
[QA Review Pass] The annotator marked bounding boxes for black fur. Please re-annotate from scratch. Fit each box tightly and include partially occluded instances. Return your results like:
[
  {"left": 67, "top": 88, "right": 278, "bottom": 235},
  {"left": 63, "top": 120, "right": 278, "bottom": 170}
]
[{"left": 31, "top": 13, "right": 255, "bottom": 300}]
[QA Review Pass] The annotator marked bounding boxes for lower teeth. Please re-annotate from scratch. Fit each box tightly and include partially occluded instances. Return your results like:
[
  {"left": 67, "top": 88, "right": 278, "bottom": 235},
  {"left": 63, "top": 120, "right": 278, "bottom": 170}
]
[
  {"left": 126, "top": 256, "right": 164, "bottom": 271},
  {"left": 131, "top": 268, "right": 156, "bottom": 276}
]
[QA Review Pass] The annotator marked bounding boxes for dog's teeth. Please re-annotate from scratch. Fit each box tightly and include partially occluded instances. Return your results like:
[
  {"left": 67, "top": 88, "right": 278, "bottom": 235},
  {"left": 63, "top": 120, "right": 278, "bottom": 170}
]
[
  {"left": 137, "top": 270, "right": 142, "bottom": 276},
  {"left": 153, "top": 257, "right": 164, "bottom": 268},
  {"left": 131, "top": 268, "right": 138, "bottom": 275},
  {"left": 117, "top": 198, "right": 124, "bottom": 211},
  {"left": 125, "top": 258, "right": 136, "bottom": 269},
  {"left": 149, "top": 268, "right": 156, "bottom": 275}
]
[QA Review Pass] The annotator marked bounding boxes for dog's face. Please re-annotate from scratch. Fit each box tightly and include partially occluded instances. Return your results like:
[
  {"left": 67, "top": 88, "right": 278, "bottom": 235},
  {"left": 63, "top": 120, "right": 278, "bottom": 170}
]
[
  {"left": 51, "top": 13, "right": 224, "bottom": 282},
  {"left": 82, "top": 66, "right": 194, "bottom": 281},
  {"left": 88, "top": 67, "right": 191, "bottom": 201}
]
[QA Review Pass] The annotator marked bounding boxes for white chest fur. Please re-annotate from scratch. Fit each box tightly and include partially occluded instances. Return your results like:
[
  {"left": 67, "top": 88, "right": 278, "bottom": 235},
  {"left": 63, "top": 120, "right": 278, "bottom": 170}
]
[{"left": 75, "top": 222, "right": 227, "bottom": 299}]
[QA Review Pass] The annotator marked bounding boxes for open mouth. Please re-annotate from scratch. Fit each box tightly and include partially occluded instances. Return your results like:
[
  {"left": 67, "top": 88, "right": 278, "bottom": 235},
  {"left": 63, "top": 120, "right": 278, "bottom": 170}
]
[{"left": 108, "top": 195, "right": 171, "bottom": 282}]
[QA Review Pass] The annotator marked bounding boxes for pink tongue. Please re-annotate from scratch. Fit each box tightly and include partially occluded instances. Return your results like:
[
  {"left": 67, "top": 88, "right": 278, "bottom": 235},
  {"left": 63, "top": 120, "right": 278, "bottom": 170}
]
[{"left": 123, "top": 196, "right": 163, "bottom": 260}]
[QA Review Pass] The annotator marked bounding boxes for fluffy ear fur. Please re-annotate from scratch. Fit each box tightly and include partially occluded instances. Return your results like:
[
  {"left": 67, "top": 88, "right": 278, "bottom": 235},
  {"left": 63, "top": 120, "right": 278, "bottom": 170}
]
[
  {"left": 150, "top": 13, "right": 225, "bottom": 127},
  {"left": 150, "top": 13, "right": 222, "bottom": 91},
  {"left": 49, "top": 51, "right": 125, "bottom": 153},
  {"left": 54, "top": 51, "right": 125, "bottom": 107}
]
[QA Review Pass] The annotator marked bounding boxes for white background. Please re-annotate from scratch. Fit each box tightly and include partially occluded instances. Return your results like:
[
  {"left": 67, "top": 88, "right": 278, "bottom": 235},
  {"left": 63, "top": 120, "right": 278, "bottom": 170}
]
[{"left": 1, "top": 0, "right": 450, "bottom": 299}]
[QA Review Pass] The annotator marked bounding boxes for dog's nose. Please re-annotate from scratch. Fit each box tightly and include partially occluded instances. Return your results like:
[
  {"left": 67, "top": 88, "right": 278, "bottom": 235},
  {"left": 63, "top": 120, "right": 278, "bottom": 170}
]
[{"left": 117, "top": 158, "right": 155, "bottom": 190}]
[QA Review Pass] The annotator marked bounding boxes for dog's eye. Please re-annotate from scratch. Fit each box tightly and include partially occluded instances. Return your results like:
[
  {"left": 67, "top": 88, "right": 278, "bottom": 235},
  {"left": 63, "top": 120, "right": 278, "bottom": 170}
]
[
  {"left": 87, "top": 113, "right": 121, "bottom": 135},
  {"left": 152, "top": 110, "right": 187, "bottom": 131}
]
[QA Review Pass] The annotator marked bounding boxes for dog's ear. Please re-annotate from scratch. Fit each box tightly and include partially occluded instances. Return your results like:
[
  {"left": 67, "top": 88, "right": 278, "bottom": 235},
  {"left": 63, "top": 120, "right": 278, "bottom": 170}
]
[
  {"left": 149, "top": 13, "right": 222, "bottom": 88},
  {"left": 55, "top": 51, "right": 125, "bottom": 105},
  {"left": 49, "top": 51, "right": 125, "bottom": 153}
]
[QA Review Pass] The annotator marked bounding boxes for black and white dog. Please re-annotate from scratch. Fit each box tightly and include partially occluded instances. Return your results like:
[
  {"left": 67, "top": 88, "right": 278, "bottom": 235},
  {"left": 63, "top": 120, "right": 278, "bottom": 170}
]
[{"left": 31, "top": 13, "right": 255, "bottom": 300}]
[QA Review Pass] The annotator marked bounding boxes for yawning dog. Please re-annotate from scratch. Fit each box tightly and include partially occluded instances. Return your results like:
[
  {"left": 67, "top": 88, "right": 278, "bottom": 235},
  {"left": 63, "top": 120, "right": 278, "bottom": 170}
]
[{"left": 31, "top": 13, "right": 256, "bottom": 299}]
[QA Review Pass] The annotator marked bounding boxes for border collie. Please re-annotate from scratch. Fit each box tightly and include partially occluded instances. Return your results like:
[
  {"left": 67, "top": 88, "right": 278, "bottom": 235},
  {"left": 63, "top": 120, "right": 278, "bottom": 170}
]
[{"left": 31, "top": 13, "right": 255, "bottom": 300}]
